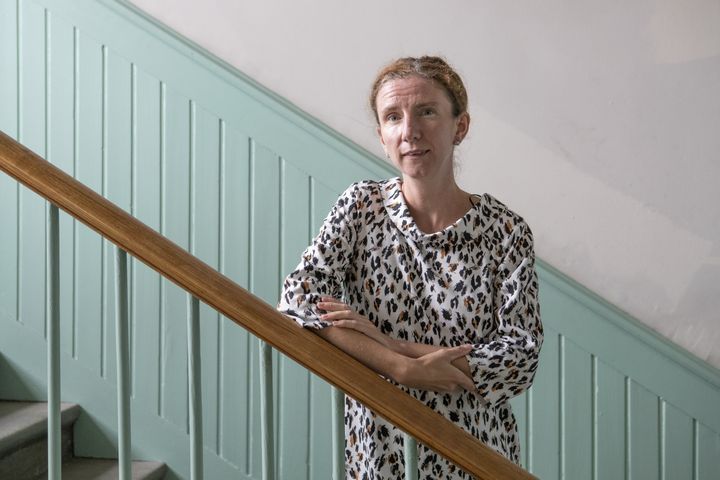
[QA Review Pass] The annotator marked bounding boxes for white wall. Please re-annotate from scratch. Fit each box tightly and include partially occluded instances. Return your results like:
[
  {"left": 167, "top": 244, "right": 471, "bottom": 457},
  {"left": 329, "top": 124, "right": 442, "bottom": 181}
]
[{"left": 128, "top": 0, "right": 720, "bottom": 369}]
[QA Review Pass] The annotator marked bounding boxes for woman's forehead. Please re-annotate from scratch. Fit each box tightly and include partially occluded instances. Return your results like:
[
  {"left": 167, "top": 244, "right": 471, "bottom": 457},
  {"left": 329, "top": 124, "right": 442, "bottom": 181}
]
[{"left": 376, "top": 76, "right": 451, "bottom": 109}]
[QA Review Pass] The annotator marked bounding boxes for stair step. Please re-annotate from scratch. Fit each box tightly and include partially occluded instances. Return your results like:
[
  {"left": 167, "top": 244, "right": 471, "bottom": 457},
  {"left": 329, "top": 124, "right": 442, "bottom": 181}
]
[
  {"left": 0, "top": 401, "right": 167, "bottom": 479},
  {"left": 0, "top": 401, "right": 80, "bottom": 478},
  {"left": 0, "top": 401, "right": 81, "bottom": 457},
  {"left": 62, "top": 458, "right": 167, "bottom": 479}
]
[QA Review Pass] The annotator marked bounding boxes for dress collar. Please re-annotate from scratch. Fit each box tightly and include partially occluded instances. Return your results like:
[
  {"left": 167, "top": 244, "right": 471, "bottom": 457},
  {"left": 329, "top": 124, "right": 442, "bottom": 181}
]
[{"left": 380, "top": 177, "right": 492, "bottom": 246}]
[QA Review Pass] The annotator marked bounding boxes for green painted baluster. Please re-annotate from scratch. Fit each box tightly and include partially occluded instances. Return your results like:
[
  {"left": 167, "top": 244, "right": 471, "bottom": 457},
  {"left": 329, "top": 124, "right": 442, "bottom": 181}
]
[
  {"left": 114, "top": 248, "right": 131, "bottom": 480},
  {"left": 47, "top": 204, "right": 61, "bottom": 480},
  {"left": 259, "top": 340, "right": 275, "bottom": 480},
  {"left": 404, "top": 434, "right": 418, "bottom": 480},
  {"left": 187, "top": 296, "right": 203, "bottom": 479},
  {"left": 331, "top": 387, "right": 344, "bottom": 480}
]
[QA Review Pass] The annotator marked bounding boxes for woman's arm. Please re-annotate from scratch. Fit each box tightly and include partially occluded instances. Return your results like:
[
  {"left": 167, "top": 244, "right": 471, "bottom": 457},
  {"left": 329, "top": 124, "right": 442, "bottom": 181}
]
[
  {"left": 465, "top": 221, "right": 543, "bottom": 405},
  {"left": 315, "top": 324, "right": 475, "bottom": 392},
  {"left": 318, "top": 296, "right": 473, "bottom": 380}
]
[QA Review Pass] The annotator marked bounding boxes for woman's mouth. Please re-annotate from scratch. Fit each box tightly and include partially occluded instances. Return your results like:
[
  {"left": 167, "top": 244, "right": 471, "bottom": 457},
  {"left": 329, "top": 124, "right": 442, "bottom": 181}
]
[{"left": 402, "top": 149, "right": 430, "bottom": 158}]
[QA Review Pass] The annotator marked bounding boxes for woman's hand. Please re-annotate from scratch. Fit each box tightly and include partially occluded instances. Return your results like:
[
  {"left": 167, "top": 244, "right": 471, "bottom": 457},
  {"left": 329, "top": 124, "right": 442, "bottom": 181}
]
[
  {"left": 317, "top": 296, "right": 396, "bottom": 350},
  {"left": 399, "top": 345, "right": 476, "bottom": 393}
]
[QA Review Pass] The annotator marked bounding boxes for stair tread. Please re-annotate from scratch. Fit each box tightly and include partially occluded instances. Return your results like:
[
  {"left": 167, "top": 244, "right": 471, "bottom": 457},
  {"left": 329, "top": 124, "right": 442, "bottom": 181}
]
[
  {"left": 62, "top": 458, "right": 166, "bottom": 480},
  {"left": 0, "top": 401, "right": 81, "bottom": 456}
]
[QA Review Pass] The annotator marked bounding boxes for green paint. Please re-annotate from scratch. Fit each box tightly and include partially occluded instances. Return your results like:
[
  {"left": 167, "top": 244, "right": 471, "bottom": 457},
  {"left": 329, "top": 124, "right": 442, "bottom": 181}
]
[
  {"left": 331, "top": 387, "right": 344, "bottom": 480},
  {"left": 629, "top": 380, "right": 660, "bottom": 479},
  {"left": 47, "top": 204, "right": 61, "bottom": 480},
  {"left": 663, "top": 402, "right": 694, "bottom": 480},
  {"left": 562, "top": 339, "right": 592, "bottom": 479},
  {"left": 403, "top": 434, "right": 418, "bottom": 480},
  {"left": 187, "top": 295, "right": 203, "bottom": 480},
  {"left": 259, "top": 341, "right": 275, "bottom": 480},
  {"left": 114, "top": 248, "right": 131, "bottom": 480},
  {"left": 595, "top": 359, "right": 625, "bottom": 480}
]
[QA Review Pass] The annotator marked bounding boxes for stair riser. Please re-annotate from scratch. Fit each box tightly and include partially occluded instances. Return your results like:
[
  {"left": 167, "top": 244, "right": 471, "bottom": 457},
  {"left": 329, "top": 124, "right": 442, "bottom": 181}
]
[{"left": 0, "top": 426, "right": 72, "bottom": 480}]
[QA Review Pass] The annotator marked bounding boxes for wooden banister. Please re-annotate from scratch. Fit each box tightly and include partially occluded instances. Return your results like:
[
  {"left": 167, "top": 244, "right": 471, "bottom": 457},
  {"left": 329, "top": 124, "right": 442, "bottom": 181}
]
[{"left": 0, "top": 130, "right": 536, "bottom": 480}]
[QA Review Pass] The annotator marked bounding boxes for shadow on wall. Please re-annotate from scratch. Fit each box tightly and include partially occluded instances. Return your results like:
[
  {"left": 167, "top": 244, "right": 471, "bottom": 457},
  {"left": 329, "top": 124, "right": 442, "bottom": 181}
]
[
  {"left": 0, "top": 353, "right": 44, "bottom": 401},
  {"left": 660, "top": 256, "right": 720, "bottom": 368}
]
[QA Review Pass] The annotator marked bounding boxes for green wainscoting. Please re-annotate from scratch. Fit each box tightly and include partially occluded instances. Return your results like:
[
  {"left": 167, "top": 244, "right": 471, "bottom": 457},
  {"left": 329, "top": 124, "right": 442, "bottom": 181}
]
[{"left": 0, "top": 1, "right": 718, "bottom": 479}]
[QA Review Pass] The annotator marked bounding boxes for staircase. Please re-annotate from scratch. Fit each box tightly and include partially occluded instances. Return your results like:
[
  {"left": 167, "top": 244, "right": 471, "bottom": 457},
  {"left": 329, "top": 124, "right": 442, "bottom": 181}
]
[{"left": 0, "top": 401, "right": 166, "bottom": 479}]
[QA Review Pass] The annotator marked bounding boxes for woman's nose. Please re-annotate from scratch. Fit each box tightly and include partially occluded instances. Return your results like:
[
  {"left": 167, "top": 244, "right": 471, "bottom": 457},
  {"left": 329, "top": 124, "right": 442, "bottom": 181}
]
[{"left": 402, "top": 116, "right": 421, "bottom": 142}]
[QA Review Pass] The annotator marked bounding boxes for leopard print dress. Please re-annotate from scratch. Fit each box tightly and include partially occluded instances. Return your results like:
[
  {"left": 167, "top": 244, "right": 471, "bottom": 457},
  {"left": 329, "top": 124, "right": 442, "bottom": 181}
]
[{"left": 278, "top": 178, "right": 543, "bottom": 479}]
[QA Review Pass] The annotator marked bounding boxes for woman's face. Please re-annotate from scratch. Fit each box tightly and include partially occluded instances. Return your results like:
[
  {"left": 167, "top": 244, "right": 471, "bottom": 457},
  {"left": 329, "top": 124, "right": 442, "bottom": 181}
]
[{"left": 375, "top": 75, "right": 469, "bottom": 183}]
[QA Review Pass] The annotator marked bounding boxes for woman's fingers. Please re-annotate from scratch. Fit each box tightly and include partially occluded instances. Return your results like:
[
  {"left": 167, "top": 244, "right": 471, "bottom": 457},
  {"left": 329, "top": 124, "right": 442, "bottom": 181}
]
[
  {"left": 320, "top": 310, "right": 356, "bottom": 321},
  {"left": 331, "top": 319, "right": 375, "bottom": 336},
  {"left": 327, "top": 316, "right": 384, "bottom": 341},
  {"left": 317, "top": 297, "right": 350, "bottom": 312},
  {"left": 424, "top": 344, "right": 472, "bottom": 364},
  {"left": 441, "top": 344, "right": 474, "bottom": 360},
  {"left": 416, "top": 346, "right": 476, "bottom": 393},
  {"left": 441, "top": 346, "right": 476, "bottom": 391},
  {"left": 319, "top": 296, "right": 343, "bottom": 305},
  {"left": 317, "top": 300, "right": 394, "bottom": 349},
  {"left": 331, "top": 317, "right": 372, "bottom": 328},
  {"left": 456, "top": 369, "right": 476, "bottom": 392},
  {"left": 318, "top": 303, "right": 347, "bottom": 311}
]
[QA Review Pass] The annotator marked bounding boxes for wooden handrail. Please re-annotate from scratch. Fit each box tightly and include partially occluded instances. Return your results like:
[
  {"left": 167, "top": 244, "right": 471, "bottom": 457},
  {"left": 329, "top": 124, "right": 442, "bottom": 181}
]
[{"left": 0, "top": 130, "right": 536, "bottom": 480}]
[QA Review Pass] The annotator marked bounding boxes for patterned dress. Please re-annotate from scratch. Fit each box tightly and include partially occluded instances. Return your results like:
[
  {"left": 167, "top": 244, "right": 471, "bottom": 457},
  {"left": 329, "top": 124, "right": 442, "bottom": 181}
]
[{"left": 278, "top": 178, "right": 543, "bottom": 479}]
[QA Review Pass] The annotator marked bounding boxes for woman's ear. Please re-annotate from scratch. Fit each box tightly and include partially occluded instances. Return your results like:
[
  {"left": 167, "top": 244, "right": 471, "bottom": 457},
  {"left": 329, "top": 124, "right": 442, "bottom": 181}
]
[{"left": 454, "top": 112, "right": 470, "bottom": 144}]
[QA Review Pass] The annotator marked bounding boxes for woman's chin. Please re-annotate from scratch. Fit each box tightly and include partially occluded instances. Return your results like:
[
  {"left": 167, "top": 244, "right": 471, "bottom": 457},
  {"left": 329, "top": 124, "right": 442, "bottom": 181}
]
[
  {"left": 400, "top": 169, "right": 428, "bottom": 181},
  {"left": 399, "top": 166, "right": 450, "bottom": 183},
  {"left": 397, "top": 162, "right": 430, "bottom": 179}
]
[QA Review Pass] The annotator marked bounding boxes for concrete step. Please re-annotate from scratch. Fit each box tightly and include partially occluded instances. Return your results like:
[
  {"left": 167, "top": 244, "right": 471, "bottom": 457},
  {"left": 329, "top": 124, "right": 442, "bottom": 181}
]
[
  {"left": 0, "top": 401, "right": 167, "bottom": 479},
  {"left": 62, "top": 458, "right": 166, "bottom": 480},
  {"left": 0, "top": 401, "right": 81, "bottom": 456},
  {"left": 0, "top": 401, "right": 80, "bottom": 479}
]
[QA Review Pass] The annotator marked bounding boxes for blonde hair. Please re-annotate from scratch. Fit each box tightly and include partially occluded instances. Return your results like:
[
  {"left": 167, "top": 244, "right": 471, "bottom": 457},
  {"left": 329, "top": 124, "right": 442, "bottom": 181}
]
[{"left": 369, "top": 56, "right": 468, "bottom": 123}]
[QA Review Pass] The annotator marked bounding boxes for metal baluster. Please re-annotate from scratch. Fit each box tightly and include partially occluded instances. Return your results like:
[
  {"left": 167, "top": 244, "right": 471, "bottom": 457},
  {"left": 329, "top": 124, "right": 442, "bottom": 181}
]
[
  {"left": 331, "top": 387, "right": 344, "bottom": 480},
  {"left": 259, "top": 340, "right": 275, "bottom": 480},
  {"left": 114, "top": 248, "right": 131, "bottom": 480},
  {"left": 187, "top": 295, "right": 203, "bottom": 479},
  {"left": 404, "top": 433, "right": 418, "bottom": 480},
  {"left": 47, "top": 204, "right": 61, "bottom": 480}
]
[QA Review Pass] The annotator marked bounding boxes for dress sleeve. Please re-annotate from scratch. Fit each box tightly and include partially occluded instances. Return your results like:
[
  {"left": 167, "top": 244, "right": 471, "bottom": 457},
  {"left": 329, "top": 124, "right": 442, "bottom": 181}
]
[
  {"left": 277, "top": 184, "right": 359, "bottom": 330},
  {"left": 467, "top": 221, "right": 543, "bottom": 405}
]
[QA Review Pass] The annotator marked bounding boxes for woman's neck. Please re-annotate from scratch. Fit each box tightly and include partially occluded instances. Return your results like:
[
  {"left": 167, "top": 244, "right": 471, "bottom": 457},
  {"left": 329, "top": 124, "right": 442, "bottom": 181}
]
[{"left": 400, "top": 176, "right": 472, "bottom": 234}]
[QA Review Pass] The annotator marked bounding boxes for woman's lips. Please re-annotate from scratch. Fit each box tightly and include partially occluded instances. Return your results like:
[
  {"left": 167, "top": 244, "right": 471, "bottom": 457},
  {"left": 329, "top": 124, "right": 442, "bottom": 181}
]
[{"left": 402, "top": 149, "right": 430, "bottom": 157}]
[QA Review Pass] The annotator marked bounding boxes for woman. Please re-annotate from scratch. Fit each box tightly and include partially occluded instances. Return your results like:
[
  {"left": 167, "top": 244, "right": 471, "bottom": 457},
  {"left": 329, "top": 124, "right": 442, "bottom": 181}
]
[{"left": 278, "top": 56, "right": 542, "bottom": 479}]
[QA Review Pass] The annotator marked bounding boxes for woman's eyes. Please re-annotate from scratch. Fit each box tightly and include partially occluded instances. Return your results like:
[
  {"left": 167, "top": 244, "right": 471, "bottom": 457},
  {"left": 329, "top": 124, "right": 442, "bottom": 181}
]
[{"left": 384, "top": 109, "right": 435, "bottom": 122}]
